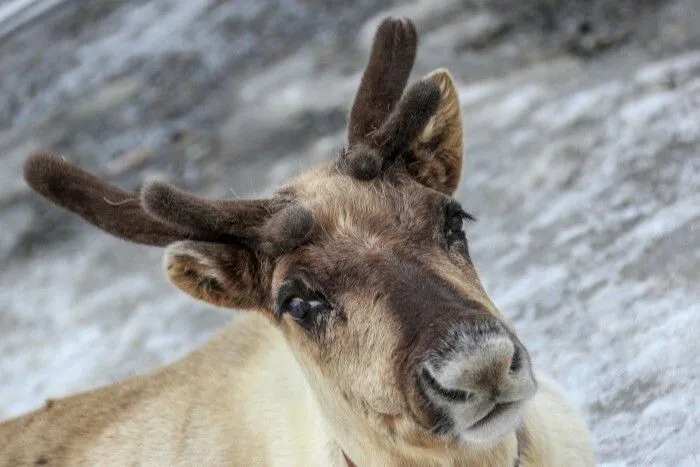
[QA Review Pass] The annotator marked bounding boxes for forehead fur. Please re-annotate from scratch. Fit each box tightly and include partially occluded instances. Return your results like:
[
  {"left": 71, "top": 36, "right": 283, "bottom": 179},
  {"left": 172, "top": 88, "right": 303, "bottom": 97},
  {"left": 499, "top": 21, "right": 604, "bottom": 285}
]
[
  {"left": 274, "top": 164, "right": 504, "bottom": 324},
  {"left": 289, "top": 164, "right": 445, "bottom": 244}
]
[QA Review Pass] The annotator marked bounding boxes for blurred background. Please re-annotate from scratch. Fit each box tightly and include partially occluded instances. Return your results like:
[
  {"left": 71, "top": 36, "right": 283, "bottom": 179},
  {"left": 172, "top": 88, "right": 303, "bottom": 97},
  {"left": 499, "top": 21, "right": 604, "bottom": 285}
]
[{"left": 0, "top": 0, "right": 698, "bottom": 464}]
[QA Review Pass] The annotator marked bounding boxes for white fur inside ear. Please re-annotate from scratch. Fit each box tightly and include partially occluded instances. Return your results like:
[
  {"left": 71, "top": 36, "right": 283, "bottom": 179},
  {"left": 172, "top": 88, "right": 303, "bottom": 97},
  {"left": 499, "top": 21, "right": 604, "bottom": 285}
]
[
  {"left": 427, "top": 68, "right": 455, "bottom": 91},
  {"left": 416, "top": 68, "right": 462, "bottom": 144},
  {"left": 163, "top": 241, "right": 225, "bottom": 284},
  {"left": 418, "top": 116, "right": 437, "bottom": 143}
]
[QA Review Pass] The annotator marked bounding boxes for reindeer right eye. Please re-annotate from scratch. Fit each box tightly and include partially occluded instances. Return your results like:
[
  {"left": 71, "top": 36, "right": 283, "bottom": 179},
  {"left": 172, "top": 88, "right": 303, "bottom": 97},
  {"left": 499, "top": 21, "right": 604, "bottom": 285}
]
[
  {"left": 276, "top": 279, "right": 330, "bottom": 329},
  {"left": 286, "top": 297, "right": 310, "bottom": 320}
]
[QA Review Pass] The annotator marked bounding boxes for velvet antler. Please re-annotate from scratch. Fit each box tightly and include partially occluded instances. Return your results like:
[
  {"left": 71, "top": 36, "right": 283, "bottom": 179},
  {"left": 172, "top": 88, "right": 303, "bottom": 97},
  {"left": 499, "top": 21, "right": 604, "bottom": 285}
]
[
  {"left": 24, "top": 151, "right": 312, "bottom": 252},
  {"left": 343, "top": 17, "right": 442, "bottom": 180},
  {"left": 23, "top": 17, "right": 445, "bottom": 252},
  {"left": 24, "top": 152, "right": 197, "bottom": 247},
  {"left": 347, "top": 17, "right": 418, "bottom": 145}
]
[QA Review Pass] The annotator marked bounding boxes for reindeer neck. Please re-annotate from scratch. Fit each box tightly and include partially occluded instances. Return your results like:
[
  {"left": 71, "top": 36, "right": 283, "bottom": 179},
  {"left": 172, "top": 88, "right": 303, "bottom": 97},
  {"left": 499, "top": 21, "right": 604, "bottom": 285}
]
[
  {"left": 227, "top": 316, "right": 521, "bottom": 466},
  {"left": 285, "top": 349, "right": 520, "bottom": 466}
]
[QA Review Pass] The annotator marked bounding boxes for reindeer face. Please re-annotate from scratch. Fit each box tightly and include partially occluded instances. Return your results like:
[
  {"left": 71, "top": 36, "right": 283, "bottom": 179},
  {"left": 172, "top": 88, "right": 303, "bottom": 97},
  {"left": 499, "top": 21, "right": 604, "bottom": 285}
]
[
  {"left": 268, "top": 166, "right": 535, "bottom": 447},
  {"left": 23, "top": 18, "right": 536, "bottom": 449}
]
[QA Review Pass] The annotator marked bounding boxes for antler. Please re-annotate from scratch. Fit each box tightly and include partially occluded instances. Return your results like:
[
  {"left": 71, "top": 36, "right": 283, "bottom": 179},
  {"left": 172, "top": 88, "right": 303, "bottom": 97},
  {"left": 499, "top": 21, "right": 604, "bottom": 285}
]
[
  {"left": 140, "top": 181, "right": 273, "bottom": 243},
  {"left": 348, "top": 17, "right": 418, "bottom": 145},
  {"left": 24, "top": 152, "right": 196, "bottom": 246},
  {"left": 24, "top": 151, "right": 311, "bottom": 252},
  {"left": 369, "top": 79, "right": 441, "bottom": 163},
  {"left": 343, "top": 17, "right": 441, "bottom": 180},
  {"left": 23, "top": 17, "right": 439, "bottom": 250}
]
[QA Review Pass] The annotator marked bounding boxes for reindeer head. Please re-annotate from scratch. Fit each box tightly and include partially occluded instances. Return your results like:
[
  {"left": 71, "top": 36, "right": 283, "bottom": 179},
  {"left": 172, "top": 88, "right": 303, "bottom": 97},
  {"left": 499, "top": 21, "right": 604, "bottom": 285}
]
[{"left": 24, "top": 18, "right": 536, "bottom": 452}]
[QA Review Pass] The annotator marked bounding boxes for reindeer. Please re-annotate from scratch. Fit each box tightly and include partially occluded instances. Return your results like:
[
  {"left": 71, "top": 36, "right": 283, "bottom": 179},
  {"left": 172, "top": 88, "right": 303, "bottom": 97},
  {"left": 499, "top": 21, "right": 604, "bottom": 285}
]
[{"left": 0, "top": 18, "right": 594, "bottom": 467}]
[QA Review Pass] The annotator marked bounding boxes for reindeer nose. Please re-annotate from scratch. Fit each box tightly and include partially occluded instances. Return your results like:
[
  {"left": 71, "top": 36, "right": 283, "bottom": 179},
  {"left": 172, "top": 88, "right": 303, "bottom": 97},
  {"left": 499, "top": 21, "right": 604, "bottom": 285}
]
[{"left": 420, "top": 324, "right": 536, "bottom": 405}]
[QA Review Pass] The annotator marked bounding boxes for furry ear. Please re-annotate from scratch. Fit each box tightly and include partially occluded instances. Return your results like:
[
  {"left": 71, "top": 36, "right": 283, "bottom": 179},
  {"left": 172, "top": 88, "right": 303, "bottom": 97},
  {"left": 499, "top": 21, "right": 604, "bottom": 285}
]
[
  {"left": 164, "top": 241, "right": 269, "bottom": 310},
  {"left": 406, "top": 69, "right": 464, "bottom": 195}
]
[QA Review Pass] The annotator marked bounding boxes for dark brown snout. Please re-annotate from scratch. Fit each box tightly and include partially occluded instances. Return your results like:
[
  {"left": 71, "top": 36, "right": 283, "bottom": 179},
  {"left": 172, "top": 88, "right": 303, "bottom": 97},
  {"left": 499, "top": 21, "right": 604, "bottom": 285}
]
[{"left": 383, "top": 259, "right": 536, "bottom": 441}]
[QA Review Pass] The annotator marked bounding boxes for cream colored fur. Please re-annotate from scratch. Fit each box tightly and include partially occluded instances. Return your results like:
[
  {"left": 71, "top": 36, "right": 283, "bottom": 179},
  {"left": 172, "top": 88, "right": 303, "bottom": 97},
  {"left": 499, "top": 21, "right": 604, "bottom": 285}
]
[{"left": 0, "top": 314, "right": 594, "bottom": 466}]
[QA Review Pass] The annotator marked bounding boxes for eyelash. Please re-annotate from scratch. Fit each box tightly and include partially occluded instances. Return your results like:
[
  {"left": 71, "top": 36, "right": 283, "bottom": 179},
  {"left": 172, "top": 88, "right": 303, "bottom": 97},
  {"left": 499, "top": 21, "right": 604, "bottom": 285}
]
[{"left": 444, "top": 204, "right": 475, "bottom": 252}]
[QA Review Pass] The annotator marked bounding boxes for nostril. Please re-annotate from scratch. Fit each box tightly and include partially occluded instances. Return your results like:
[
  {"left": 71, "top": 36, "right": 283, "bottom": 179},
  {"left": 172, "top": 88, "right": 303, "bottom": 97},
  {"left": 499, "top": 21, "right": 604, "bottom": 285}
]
[
  {"left": 509, "top": 346, "right": 521, "bottom": 374},
  {"left": 421, "top": 368, "right": 470, "bottom": 403}
]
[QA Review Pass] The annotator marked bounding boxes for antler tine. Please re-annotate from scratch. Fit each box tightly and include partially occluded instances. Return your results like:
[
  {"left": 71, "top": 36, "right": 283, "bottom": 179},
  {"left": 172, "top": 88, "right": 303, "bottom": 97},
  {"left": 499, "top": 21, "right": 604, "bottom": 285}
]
[
  {"left": 141, "top": 180, "right": 276, "bottom": 247},
  {"left": 370, "top": 78, "right": 441, "bottom": 164},
  {"left": 24, "top": 151, "right": 197, "bottom": 247},
  {"left": 25, "top": 152, "right": 312, "bottom": 253},
  {"left": 348, "top": 17, "right": 417, "bottom": 146}
]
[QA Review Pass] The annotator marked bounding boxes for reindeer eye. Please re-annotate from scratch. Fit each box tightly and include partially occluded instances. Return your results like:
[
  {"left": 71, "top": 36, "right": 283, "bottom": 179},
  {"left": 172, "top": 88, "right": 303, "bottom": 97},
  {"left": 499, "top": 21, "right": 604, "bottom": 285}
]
[
  {"left": 446, "top": 210, "right": 466, "bottom": 241},
  {"left": 276, "top": 279, "right": 330, "bottom": 329},
  {"left": 287, "top": 297, "right": 310, "bottom": 320},
  {"left": 448, "top": 213, "right": 464, "bottom": 237},
  {"left": 444, "top": 202, "right": 475, "bottom": 245},
  {"left": 282, "top": 297, "right": 329, "bottom": 329}
]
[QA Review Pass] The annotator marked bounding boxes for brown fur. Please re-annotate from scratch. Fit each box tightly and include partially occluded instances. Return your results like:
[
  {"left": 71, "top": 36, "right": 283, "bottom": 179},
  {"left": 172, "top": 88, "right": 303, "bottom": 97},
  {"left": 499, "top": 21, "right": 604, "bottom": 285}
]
[
  {"left": 368, "top": 79, "right": 441, "bottom": 163},
  {"left": 23, "top": 152, "right": 191, "bottom": 246},
  {"left": 2, "top": 17, "right": 595, "bottom": 467},
  {"left": 140, "top": 180, "right": 273, "bottom": 241},
  {"left": 348, "top": 17, "right": 417, "bottom": 146},
  {"left": 409, "top": 69, "right": 465, "bottom": 194}
]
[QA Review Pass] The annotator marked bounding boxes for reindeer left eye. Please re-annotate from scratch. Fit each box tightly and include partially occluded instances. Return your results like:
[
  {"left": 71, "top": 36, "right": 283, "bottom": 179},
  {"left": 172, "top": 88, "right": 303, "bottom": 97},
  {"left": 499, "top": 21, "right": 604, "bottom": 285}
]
[
  {"left": 446, "top": 210, "right": 466, "bottom": 242},
  {"left": 444, "top": 202, "right": 475, "bottom": 245},
  {"left": 448, "top": 213, "right": 464, "bottom": 237}
]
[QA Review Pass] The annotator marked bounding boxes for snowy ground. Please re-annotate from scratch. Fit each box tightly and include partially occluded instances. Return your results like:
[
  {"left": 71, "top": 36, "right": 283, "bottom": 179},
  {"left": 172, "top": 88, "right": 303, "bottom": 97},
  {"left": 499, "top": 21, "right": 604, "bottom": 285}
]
[{"left": 1, "top": 0, "right": 699, "bottom": 465}]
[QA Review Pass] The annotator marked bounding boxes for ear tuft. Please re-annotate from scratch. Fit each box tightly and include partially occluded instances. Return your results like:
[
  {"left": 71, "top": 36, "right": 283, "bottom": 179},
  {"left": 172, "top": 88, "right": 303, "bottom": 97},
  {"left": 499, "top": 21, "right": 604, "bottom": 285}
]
[
  {"left": 407, "top": 68, "right": 464, "bottom": 194},
  {"left": 164, "top": 244, "right": 230, "bottom": 308},
  {"left": 422, "top": 69, "right": 461, "bottom": 144}
]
